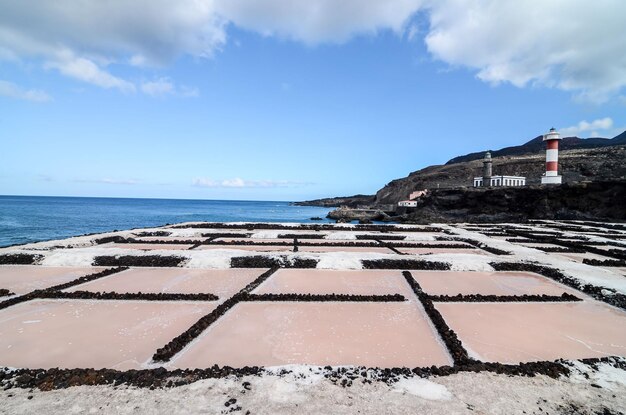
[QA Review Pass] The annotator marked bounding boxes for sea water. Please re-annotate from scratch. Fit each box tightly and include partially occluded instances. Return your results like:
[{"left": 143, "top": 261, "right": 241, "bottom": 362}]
[{"left": 0, "top": 195, "right": 333, "bottom": 247}]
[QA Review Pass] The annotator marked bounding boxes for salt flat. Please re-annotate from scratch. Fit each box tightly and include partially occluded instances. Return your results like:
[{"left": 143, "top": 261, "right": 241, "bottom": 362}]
[{"left": 1, "top": 220, "right": 625, "bottom": 413}]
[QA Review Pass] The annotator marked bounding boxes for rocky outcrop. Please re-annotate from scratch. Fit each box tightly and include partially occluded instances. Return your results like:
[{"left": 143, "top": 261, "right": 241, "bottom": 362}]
[
  {"left": 293, "top": 194, "right": 375, "bottom": 208},
  {"left": 326, "top": 207, "right": 389, "bottom": 222},
  {"left": 397, "top": 180, "right": 626, "bottom": 223}
]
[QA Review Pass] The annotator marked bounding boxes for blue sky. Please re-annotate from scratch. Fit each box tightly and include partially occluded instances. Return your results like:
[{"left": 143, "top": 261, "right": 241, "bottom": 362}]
[{"left": 1, "top": 1, "right": 625, "bottom": 201}]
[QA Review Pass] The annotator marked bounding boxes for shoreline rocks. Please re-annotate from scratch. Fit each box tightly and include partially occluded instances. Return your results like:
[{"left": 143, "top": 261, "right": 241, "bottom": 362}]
[{"left": 326, "top": 207, "right": 391, "bottom": 222}]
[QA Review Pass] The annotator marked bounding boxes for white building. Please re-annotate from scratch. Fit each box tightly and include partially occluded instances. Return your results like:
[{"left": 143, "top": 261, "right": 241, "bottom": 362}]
[
  {"left": 473, "top": 151, "right": 526, "bottom": 187},
  {"left": 397, "top": 189, "right": 427, "bottom": 207},
  {"left": 473, "top": 176, "right": 526, "bottom": 187}
]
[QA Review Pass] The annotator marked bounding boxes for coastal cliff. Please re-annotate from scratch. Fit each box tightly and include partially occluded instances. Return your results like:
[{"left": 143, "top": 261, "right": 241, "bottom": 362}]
[
  {"left": 394, "top": 180, "right": 626, "bottom": 223},
  {"left": 375, "top": 142, "right": 626, "bottom": 206}
]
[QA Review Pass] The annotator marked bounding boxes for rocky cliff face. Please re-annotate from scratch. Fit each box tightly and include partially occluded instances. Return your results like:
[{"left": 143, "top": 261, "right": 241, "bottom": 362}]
[
  {"left": 375, "top": 144, "right": 626, "bottom": 207},
  {"left": 397, "top": 180, "right": 626, "bottom": 223}
]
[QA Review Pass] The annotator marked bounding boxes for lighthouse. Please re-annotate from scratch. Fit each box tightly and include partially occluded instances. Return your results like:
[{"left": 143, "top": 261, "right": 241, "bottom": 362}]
[
  {"left": 541, "top": 127, "right": 562, "bottom": 185},
  {"left": 482, "top": 151, "right": 492, "bottom": 186}
]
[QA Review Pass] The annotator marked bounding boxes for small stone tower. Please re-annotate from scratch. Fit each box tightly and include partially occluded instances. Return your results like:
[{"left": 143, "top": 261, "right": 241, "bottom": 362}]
[{"left": 482, "top": 151, "right": 493, "bottom": 186}]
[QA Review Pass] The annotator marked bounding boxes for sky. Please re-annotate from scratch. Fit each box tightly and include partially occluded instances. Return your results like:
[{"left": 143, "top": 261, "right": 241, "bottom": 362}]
[{"left": 1, "top": 0, "right": 625, "bottom": 201}]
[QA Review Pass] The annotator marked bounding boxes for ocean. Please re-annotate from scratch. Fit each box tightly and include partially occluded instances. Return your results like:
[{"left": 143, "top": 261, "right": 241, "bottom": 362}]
[{"left": 0, "top": 195, "right": 333, "bottom": 248}]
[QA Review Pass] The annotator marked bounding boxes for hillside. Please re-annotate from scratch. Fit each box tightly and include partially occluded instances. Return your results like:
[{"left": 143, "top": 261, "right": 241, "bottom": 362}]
[
  {"left": 447, "top": 136, "right": 612, "bottom": 164},
  {"left": 398, "top": 180, "right": 626, "bottom": 223},
  {"left": 374, "top": 131, "right": 626, "bottom": 207}
]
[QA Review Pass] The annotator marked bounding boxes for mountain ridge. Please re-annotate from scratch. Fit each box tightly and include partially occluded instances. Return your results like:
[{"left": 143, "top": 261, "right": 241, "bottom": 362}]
[{"left": 446, "top": 131, "right": 625, "bottom": 164}]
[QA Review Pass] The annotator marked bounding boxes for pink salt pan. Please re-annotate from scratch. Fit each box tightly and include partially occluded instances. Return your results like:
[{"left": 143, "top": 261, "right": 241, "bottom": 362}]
[
  {"left": 297, "top": 246, "right": 393, "bottom": 253},
  {"left": 254, "top": 269, "right": 414, "bottom": 297},
  {"left": 410, "top": 271, "right": 580, "bottom": 296},
  {"left": 517, "top": 242, "right": 564, "bottom": 249},
  {"left": 436, "top": 301, "right": 626, "bottom": 363},
  {"left": 214, "top": 238, "right": 286, "bottom": 243},
  {"left": 399, "top": 240, "right": 471, "bottom": 247},
  {"left": 103, "top": 243, "right": 193, "bottom": 251},
  {"left": 398, "top": 248, "right": 488, "bottom": 255},
  {"left": 0, "top": 266, "right": 104, "bottom": 295},
  {"left": 196, "top": 245, "right": 293, "bottom": 252},
  {"left": 294, "top": 239, "right": 330, "bottom": 244},
  {"left": 555, "top": 252, "right": 613, "bottom": 263},
  {"left": 134, "top": 237, "right": 209, "bottom": 243},
  {"left": 67, "top": 268, "right": 267, "bottom": 299},
  {"left": 0, "top": 299, "right": 217, "bottom": 369},
  {"left": 595, "top": 245, "right": 626, "bottom": 252},
  {"left": 171, "top": 301, "right": 451, "bottom": 368}
]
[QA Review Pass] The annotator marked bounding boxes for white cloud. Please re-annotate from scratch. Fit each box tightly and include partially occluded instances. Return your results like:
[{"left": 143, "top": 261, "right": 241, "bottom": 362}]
[
  {"left": 45, "top": 52, "right": 135, "bottom": 92},
  {"left": 0, "top": 0, "right": 625, "bottom": 100},
  {"left": 140, "top": 77, "right": 199, "bottom": 97},
  {"left": 0, "top": 79, "right": 51, "bottom": 102},
  {"left": 560, "top": 117, "right": 614, "bottom": 137},
  {"left": 192, "top": 177, "right": 311, "bottom": 188},
  {"left": 0, "top": 0, "right": 226, "bottom": 64},
  {"left": 214, "top": 0, "right": 424, "bottom": 44},
  {"left": 0, "top": 0, "right": 225, "bottom": 91},
  {"left": 140, "top": 78, "right": 174, "bottom": 96},
  {"left": 424, "top": 0, "right": 626, "bottom": 102}
]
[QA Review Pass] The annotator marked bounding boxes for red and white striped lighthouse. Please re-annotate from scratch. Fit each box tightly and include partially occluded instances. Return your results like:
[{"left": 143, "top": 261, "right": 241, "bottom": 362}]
[{"left": 541, "top": 127, "right": 562, "bottom": 184}]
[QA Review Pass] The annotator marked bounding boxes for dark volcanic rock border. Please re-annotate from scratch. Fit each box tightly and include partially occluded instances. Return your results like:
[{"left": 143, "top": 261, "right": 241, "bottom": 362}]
[
  {"left": 98, "top": 237, "right": 201, "bottom": 245},
  {"left": 560, "top": 220, "right": 626, "bottom": 233},
  {"left": 0, "top": 253, "right": 43, "bottom": 265},
  {"left": 505, "top": 229, "right": 626, "bottom": 260},
  {"left": 582, "top": 258, "right": 626, "bottom": 267},
  {"left": 36, "top": 291, "right": 219, "bottom": 302},
  {"left": 355, "top": 234, "right": 407, "bottom": 240},
  {"left": 437, "top": 236, "right": 512, "bottom": 255},
  {"left": 293, "top": 241, "right": 383, "bottom": 247},
  {"left": 362, "top": 259, "right": 450, "bottom": 270},
  {"left": 152, "top": 267, "right": 279, "bottom": 362},
  {"left": 172, "top": 223, "right": 446, "bottom": 233},
  {"left": 0, "top": 289, "right": 15, "bottom": 297},
  {"left": 0, "top": 267, "right": 128, "bottom": 311},
  {"left": 383, "top": 242, "right": 474, "bottom": 249},
  {"left": 428, "top": 293, "right": 581, "bottom": 303},
  {"left": 3, "top": 357, "right": 626, "bottom": 391},
  {"left": 401, "top": 271, "right": 471, "bottom": 365},
  {"left": 206, "top": 240, "right": 295, "bottom": 247},
  {"left": 93, "top": 255, "right": 186, "bottom": 267},
  {"left": 133, "top": 231, "right": 172, "bottom": 237},
  {"left": 490, "top": 262, "right": 626, "bottom": 310},
  {"left": 200, "top": 232, "right": 253, "bottom": 239},
  {"left": 277, "top": 234, "right": 321, "bottom": 239},
  {"left": 231, "top": 256, "right": 318, "bottom": 268},
  {"left": 93, "top": 235, "right": 128, "bottom": 245},
  {"left": 532, "top": 246, "right": 586, "bottom": 253},
  {"left": 242, "top": 293, "right": 406, "bottom": 302}
]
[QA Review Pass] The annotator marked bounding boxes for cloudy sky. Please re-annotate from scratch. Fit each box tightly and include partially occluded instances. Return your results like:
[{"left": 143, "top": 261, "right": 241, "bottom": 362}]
[{"left": 1, "top": 0, "right": 625, "bottom": 200}]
